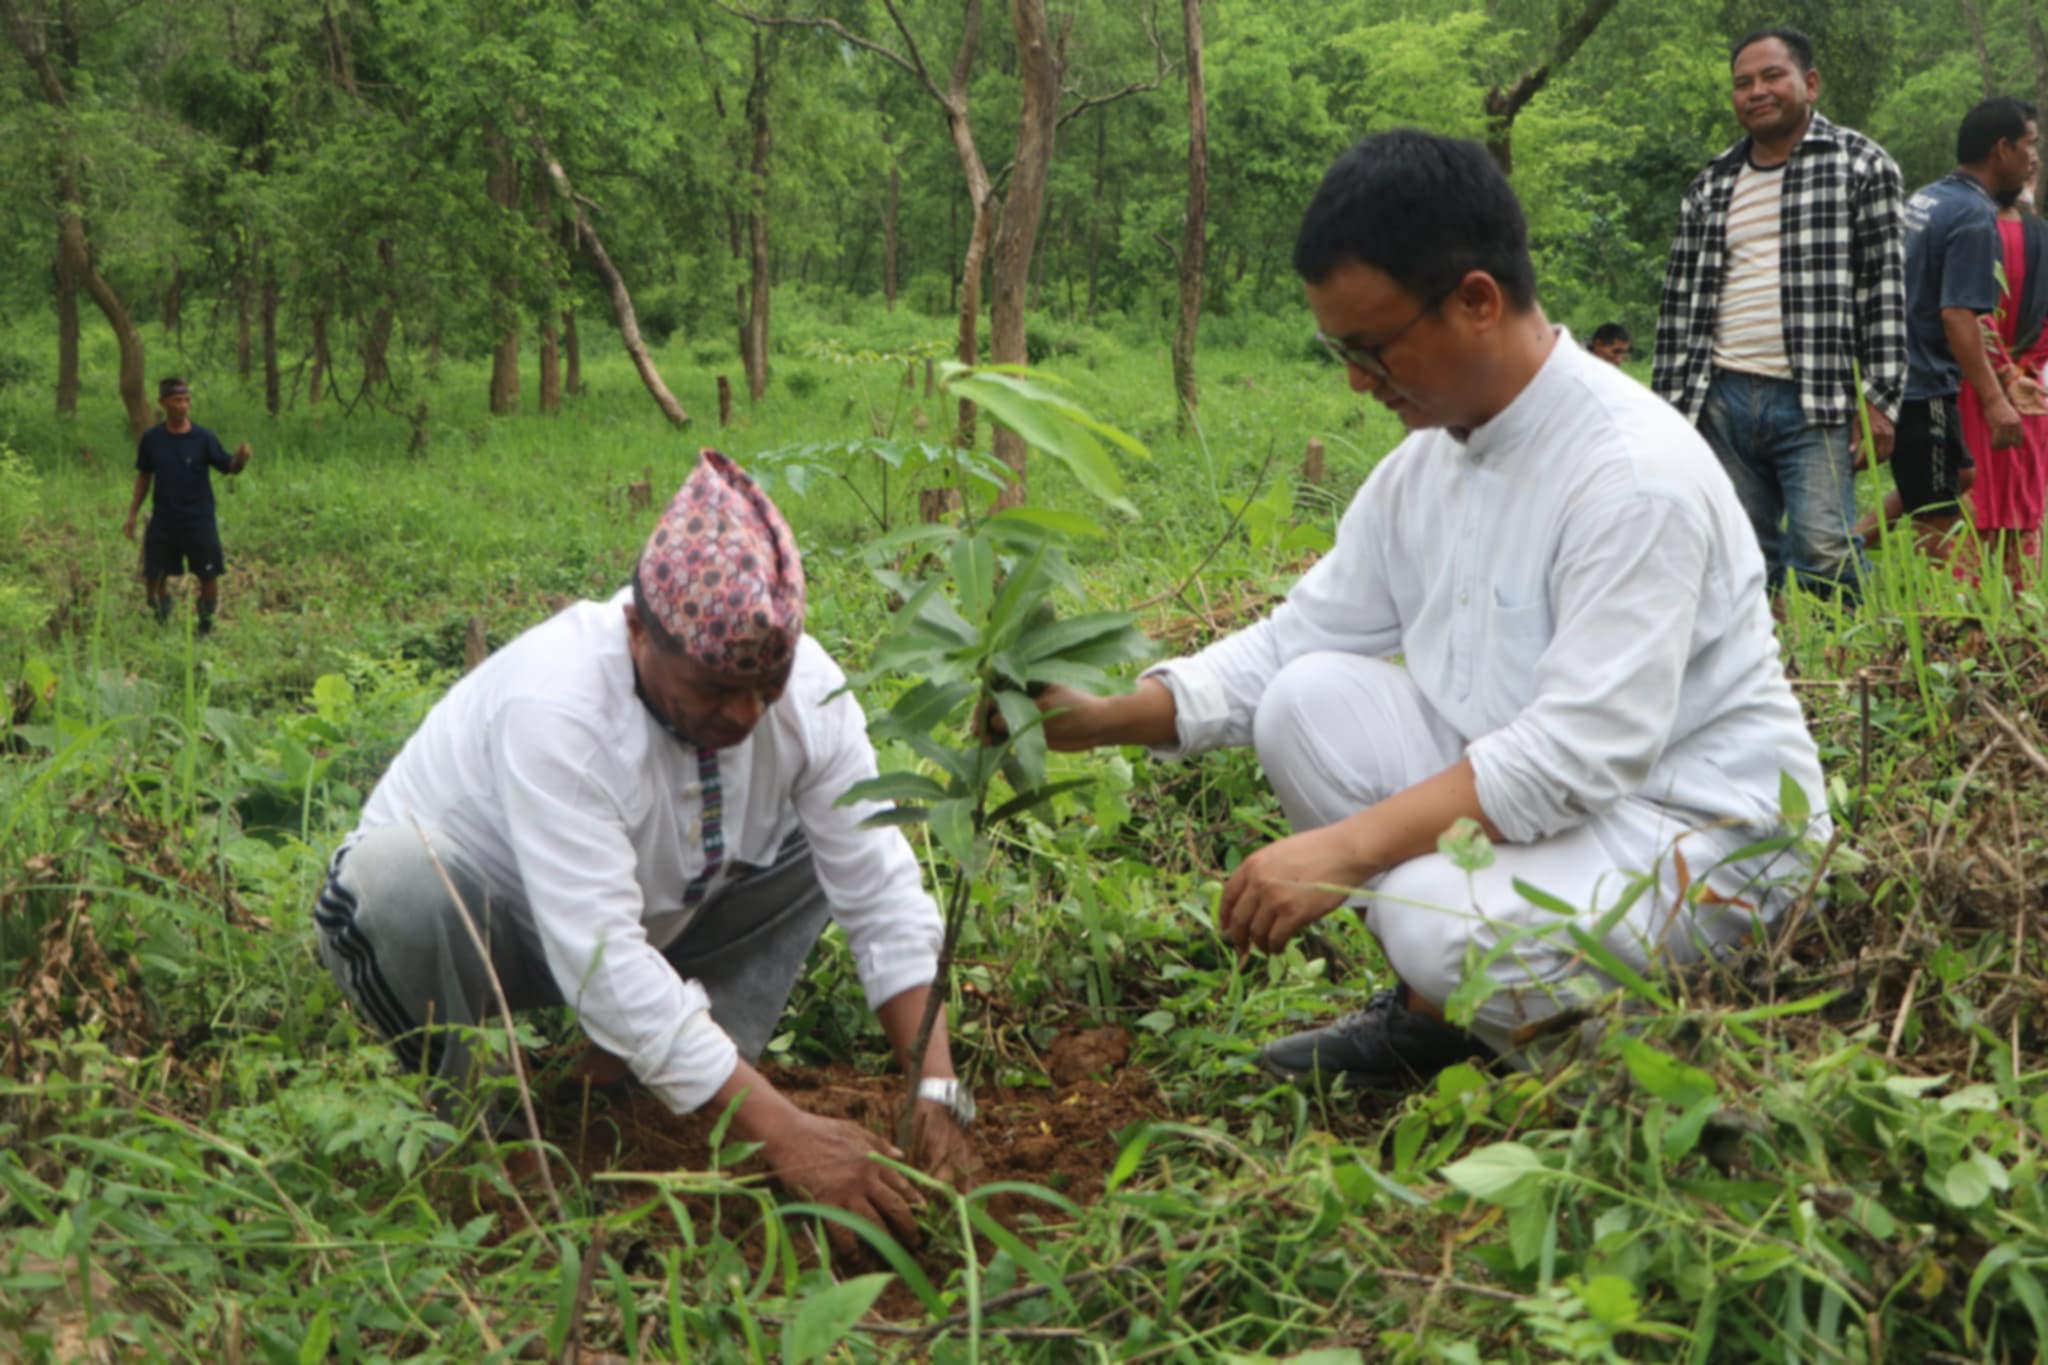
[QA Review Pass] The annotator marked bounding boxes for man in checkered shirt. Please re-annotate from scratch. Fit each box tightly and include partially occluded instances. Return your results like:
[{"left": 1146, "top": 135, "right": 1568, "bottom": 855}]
[{"left": 1654, "top": 26, "right": 1905, "bottom": 604}]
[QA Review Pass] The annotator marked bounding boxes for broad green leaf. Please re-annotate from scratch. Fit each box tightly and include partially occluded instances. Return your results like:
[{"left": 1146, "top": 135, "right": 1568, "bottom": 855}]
[
  {"left": 991, "top": 690, "right": 1048, "bottom": 792},
  {"left": 950, "top": 532, "right": 995, "bottom": 621},
  {"left": 1508, "top": 1197, "right": 1548, "bottom": 1269},
  {"left": 989, "top": 505, "right": 1107, "bottom": 539},
  {"left": 1016, "top": 610, "right": 1144, "bottom": 664},
  {"left": 1580, "top": 1273, "right": 1641, "bottom": 1326},
  {"left": 1440, "top": 1141, "right": 1547, "bottom": 1206},
  {"left": 781, "top": 1273, "right": 892, "bottom": 1365},
  {"left": 772, "top": 1205, "right": 943, "bottom": 1314},
  {"left": 930, "top": 797, "right": 978, "bottom": 871},
  {"left": 1615, "top": 1035, "right": 1717, "bottom": 1109},
  {"left": 987, "top": 778, "right": 1095, "bottom": 827},
  {"left": 1106, "top": 1125, "right": 1155, "bottom": 1193},
  {"left": 1939, "top": 1083, "right": 2001, "bottom": 1114},
  {"left": 836, "top": 772, "right": 950, "bottom": 808},
  {"left": 1778, "top": 770, "right": 1811, "bottom": 829},
  {"left": 1940, "top": 1158, "right": 1992, "bottom": 1209},
  {"left": 1437, "top": 816, "right": 1495, "bottom": 872},
  {"left": 874, "top": 679, "right": 976, "bottom": 740}
]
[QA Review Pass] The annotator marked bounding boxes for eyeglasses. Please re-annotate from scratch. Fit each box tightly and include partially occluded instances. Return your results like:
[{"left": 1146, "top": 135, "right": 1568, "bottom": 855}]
[{"left": 1314, "top": 293, "right": 1446, "bottom": 381}]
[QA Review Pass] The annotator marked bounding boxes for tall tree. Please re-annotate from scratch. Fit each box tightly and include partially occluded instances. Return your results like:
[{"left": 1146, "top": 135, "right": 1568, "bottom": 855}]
[
  {"left": 742, "top": 29, "right": 774, "bottom": 401},
  {"left": 1482, "top": 0, "right": 1621, "bottom": 175},
  {"left": 1170, "top": 0, "right": 1206, "bottom": 432},
  {"left": 1, "top": 0, "right": 148, "bottom": 439}
]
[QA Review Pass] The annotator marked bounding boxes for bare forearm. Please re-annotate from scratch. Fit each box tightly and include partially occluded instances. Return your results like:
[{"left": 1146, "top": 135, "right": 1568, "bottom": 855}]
[
  {"left": 875, "top": 985, "right": 955, "bottom": 1080},
  {"left": 1326, "top": 756, "right": 1502, "bottom": 884},
  {"left": 711, "top": 1057, "right": 804, "bottom": 1143},
  {"left": 1944, "top": 308, "right": 2008, "bottom": 399},
  {"left": 126, "top": 473, "right": 149, "bottom": 519},
  {"left": 1046, "top": 676, "right": 1179, "bottom": 750}
]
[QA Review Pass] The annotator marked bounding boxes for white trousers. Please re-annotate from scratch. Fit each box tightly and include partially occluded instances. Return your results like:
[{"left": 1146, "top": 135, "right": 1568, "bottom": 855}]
[{"left": 1251, "top": 653, "right": 1788, "bottom": 1055}]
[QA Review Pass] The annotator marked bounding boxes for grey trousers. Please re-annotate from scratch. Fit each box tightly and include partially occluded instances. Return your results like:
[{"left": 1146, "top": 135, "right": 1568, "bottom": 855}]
[{"left": 312, "top": 822, "right": 832, "bottom": 1113}]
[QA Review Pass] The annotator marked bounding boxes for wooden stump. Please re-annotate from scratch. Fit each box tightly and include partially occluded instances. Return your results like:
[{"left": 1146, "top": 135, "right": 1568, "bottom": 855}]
[
  {"left": 463, "top": 617, "right": 489, "bottom": 674},
  {"left": 1301, "top": 438, "right": 1326, "bottom": 487},
  {"left": 924, "top": 356, "right": 935, "bottom": 398},
  {"left": 717, "top": 375, "right": 733, "bottom": 427}
]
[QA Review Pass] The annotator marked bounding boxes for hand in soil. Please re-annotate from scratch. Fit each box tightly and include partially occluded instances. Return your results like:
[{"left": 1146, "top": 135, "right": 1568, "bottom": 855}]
[
  {"left": 764, "top": 1113, "right": 924, "bottom": 1254},
  {"left": 1219, "top": 824, "right": 1356, "bottom": 960},
  {"left": 911, "top": 1101, "right": 977, "bottom": 1190}
]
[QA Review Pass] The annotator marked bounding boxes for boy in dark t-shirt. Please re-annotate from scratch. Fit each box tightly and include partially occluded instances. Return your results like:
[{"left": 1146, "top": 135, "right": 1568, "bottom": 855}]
[{"left": 122, "top": 377, "right": 251, "bottom": 633}]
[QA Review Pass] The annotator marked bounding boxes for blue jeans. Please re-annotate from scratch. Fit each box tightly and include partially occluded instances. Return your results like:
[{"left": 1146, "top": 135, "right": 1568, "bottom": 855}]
[{"left": 1698, "top": 369, "right": 1865, "bottom": 601}]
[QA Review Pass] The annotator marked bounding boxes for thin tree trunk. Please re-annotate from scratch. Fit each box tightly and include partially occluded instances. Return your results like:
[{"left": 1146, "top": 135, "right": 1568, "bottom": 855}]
[
  {"left": 2027, "top": 3, "right": 2048, "bottom": 202},
  {"left": 57, "top": 208, "right": 147, "bottom": 438},
  {"left": 164, "top": 258, "right": 182, "bottom": 334},
  {"left": 743, "top": 31, "right": 773, "bottom": 401},
  {"left": 884, "top": 159, "right": 900, "bottom": 310},
  {"left": 261, "top": 254, "right": 281, "bottom": 416},
  {"left": 235, "top": 251, "right": 253, "bottom": 379},
  {"left": 563, "top": 307, "right": 582, "bottom": 395},
  {"left": 1086, "top": 105, "right": 1105, "bottom": 323},
  {"left": 54, "top": 243, "right": 78, "bottom": 417},
  {"left": 1957, "top": 0, "right": 1996, "bottom": 97},
  {"left": 539, "top": 314, "right": 561, "bottom": 413},
  {"left": 538, "top": 142, "right": 691, "bottom": 426},
  {"left": 987, "top": 0, "right": 1060, "bottom": 508},
  {"left": 487, "top": 133, "right": 521, "bottom": 415},
  {"left": 363, "top": 238, "right": 395, "bottom": 387},
  {"left": 310, "top": 308, "right": 331, "bottom": 405},
  {"left": 1172, "top": 0, "right": 1207, "bottom": 433}
]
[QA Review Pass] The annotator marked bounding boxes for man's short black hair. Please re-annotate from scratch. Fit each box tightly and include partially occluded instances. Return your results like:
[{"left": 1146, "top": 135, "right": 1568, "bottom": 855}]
[
  {"left": 1591, "top": 322, "right": 1631, "bottom": 346},
  {"left": 1731, "top": 27, "right": 1815, "bottom": 72},
  {"left": 1292, "top": 129, "right": 1537, "bottom": 310},
  {"left": 1958, "top": 96, "right": 2040, "bottom": 166}
]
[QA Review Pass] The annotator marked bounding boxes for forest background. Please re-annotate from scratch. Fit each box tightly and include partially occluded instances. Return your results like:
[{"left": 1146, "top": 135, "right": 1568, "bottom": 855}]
[{"left": 6, "top": 0, "right": 2048, "bottom": 1362}]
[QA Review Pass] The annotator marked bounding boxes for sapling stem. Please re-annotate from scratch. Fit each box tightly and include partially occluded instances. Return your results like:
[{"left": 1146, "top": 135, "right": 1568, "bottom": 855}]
[{"left": 894, "top": 771, "right": 984, "bottom": 1154}]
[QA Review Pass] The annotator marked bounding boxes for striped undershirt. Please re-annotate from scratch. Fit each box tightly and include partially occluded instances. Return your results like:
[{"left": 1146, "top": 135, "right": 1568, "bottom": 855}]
[{"left": 1711, "top": 157, "right": 1794, "bottom": 379}]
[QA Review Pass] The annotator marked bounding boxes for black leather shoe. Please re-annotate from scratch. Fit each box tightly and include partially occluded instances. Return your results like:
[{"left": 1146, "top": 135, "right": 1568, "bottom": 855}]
[{"left": 1256, "top": 986, "right": 1497, "bottom": 1088}]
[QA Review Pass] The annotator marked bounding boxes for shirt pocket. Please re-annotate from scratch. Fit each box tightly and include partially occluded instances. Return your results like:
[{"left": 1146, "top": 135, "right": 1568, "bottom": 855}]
[{"left": 1485, "top": 587, "right": 1552, "bottom": 683}]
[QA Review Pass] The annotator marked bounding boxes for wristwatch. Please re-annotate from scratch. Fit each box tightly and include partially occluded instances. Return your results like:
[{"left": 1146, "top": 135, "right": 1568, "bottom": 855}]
[{"left": 915, "top": 1077, "right": 976, "bottom": 1128}]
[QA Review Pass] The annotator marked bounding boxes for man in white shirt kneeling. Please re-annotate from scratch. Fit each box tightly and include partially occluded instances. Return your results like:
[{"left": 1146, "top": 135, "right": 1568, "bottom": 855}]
[
  {"left": 1033, "top": 130, "right": 1831, "bottom": 1087},
  {"left": 315, "top": 450, "right": 972, "bottom": 1240}
]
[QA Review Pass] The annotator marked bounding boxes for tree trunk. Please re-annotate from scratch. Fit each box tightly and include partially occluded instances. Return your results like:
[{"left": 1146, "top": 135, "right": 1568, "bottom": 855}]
[
  {"left": 1086, "top": 105, "right": 1106, "bottom": 323},
  {"left": 54, "top": 243, "right": 78, "bottom": 417},
  {"left": 57, "top": 208, "right": 147, "bottom": 439},
  {"left": 235, "top": 253, "right": 253, "bottom": 379},
  {"left": 563, "top": 307, "right": 582, "bottom": 395},
  {"left": 487, "top": 134, "right": 521, "bottom": 415},
  {"left": 1956, "top": 0, "right": 1996, "bottom": 97},
  {"left": 539, "top": 313, "right": 561, "bottom": 413},
  {"left": 986, "top": 0, "right": 1060, "bottom": 508},
  {"left": 884, "top": 158, "right": 900, "bottom": 311},
  {"left": 164, "top": 258, "right": 182, "bottom": 334},
  {"left": 261, "top": 254, "right": 281, "bottom": 416},
  {"left": 1481, "top": 0, "right": 1618, "bottom": 175},
  {"left": 743, "top": 31, "right": 774, "bottom": 401},
  {"left": 538, "top": 142, "right": 691, "bottom": 426},
  {"left": 2027, "top": 4, "right": 2048, "bottom": 203},
  {"left": 363, "top": 238, "right": 395, "bottom": 387},
  {"left": 1171, "top": 0, "right": 1207, "bottom": 433},
  {"left": 310, "top": 308, "right": 331, "bottom": 405}
]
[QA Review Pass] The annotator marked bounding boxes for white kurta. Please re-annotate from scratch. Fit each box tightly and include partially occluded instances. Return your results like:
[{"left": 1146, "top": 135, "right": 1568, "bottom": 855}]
[
  {"left": 1149, "top": 334, "right": 1828, "bottom": 1046},
  {"left": 354, "top": 590, "right": 941, "bottom": 1113}
]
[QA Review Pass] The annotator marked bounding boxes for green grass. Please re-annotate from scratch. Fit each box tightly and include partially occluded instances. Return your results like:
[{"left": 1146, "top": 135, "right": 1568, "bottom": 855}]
[{"left": 3, "top": 303, "right": 2046, "bottom": 1362}]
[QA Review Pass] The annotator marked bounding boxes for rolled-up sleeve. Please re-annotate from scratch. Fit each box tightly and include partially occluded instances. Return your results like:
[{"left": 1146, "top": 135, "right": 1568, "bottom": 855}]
[
  {"left": 1466, "top": 489, "right": 1713, "bottom": 843},
  {"left": 793, "top": 681, "right": 942, "bottom": 1009},
  {"left": 1145, "top": 476, "right": 1405, "bottom": 759},
  {"left": 496, "top": 701, "right": 739, "bottom": 1115}
]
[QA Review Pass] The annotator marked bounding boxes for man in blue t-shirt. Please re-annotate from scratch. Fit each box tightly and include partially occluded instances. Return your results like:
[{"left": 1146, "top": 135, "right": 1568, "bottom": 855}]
[
  {"left": 122, "top": 377, "right": 251, "bottom": 633},
  {"left": 1895, "top": 96, "right": 2039, "bottom": 552}
]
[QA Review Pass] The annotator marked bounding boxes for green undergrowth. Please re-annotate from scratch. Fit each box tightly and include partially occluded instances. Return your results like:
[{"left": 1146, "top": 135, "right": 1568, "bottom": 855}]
[{"left": 3, "top": 312, "right": 2046, "bottom": 1361}]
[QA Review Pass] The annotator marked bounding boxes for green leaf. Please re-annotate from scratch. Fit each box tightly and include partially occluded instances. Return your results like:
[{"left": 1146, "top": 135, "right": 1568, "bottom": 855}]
[
  {"left": 943, "top": 370, "right": 1137, "bottom": 515},
  {"left": 1437, "top": 817, "right": 1495, "bottom": 872},
  {"left": 1016, "top": 610, "right": 1144, "bottom": 665},
  {"left": 1580, "top": 1273, "right": 1641, "bottom": 1326},
  {"left": 1105, "top": 1125, "right": 1156, "bottom": 1193},
  {"left": 836, "top": 771, "right": 951, "bottom": 808},
  {"left": 987, "top": 778, "right": 1095, "bottom": 827},
  {"left": 1615, "top": 1035, "right": 1717, "bottom": 1109},
  {"left": 989, "top": 505, "right": 1107, "bottom": 539},
  {"left": 1440, "top": 1141, "right": 1547, "bottom": 1206},
  {"left": 781, "top": 1273, "right": 892, "bottom": 1365},
  {"left": 772, "top": 1205, "right": 944, "bottom": 1314},
  {"left": 299, "top": 1310, "right": 334, "bottom": 1365},
  {"left": 950, "top": 533, "right": 995, "bottom": 621},
  {"left": 930, "top": 797, "right": 978, "bottom": 870},
  {"left": 1940, "top": 1158, "right": 1993, "bottom": 1209},
  {"left": 1508, "top": 1197, "right": 1548, "bottom": 1269},
  {"left": 991, "top": 690, "right": 1048, "bottom": 792},
  {"left": 1778, "top": 770, "right": 1811, "bottom": 829},
  {"left": 873, "top": 679, "right": 977, "bottom": 741},
  {"left": 1661, "top": 1093, "right": 1719, "bottom": 1159}
]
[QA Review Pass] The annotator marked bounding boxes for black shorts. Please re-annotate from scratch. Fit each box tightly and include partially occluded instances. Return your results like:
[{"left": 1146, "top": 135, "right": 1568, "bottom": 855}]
[
  {"left": 142, "top": 517, "right": 226, "bottom": 579},
  {"left": 1892, "top": 397, "right": 1968, "bottom": 516}
]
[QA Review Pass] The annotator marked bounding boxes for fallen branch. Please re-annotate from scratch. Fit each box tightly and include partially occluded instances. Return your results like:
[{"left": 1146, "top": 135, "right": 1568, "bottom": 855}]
[{"left": 1971, "top": 692, "right": 2048, "bottom": 782}]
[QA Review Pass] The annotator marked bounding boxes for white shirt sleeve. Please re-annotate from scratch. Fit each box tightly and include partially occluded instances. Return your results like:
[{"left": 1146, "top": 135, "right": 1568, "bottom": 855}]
[
  {"left": 1145, "top": 477, "right": 1405, "bottom": 759},
  {"left": 1466, "top": 486, "right": 1715, "bottom": 842},
  {"left": 791, "top": 684, "right": 942, "bottom": 1008},
  {"left": 494, "top": 699, "right": 739, "bottom": 1115}
]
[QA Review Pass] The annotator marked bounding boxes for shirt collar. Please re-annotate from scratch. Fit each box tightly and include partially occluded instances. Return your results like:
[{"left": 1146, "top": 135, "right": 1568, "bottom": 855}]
[{"left": 1456, "top": 327, "right": 1577, "bottom": 462}]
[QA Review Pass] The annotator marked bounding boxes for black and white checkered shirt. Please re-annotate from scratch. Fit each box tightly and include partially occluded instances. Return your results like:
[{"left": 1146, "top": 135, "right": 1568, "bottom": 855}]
[{"left": 1654, "top": 112, "right": 1907, "bottom": 426}]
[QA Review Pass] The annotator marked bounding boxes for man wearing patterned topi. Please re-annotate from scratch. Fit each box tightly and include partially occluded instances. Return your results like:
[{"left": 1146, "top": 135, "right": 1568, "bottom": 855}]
[{"left": 314, "top": 450, "right": 973, "bottom": 1237}]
